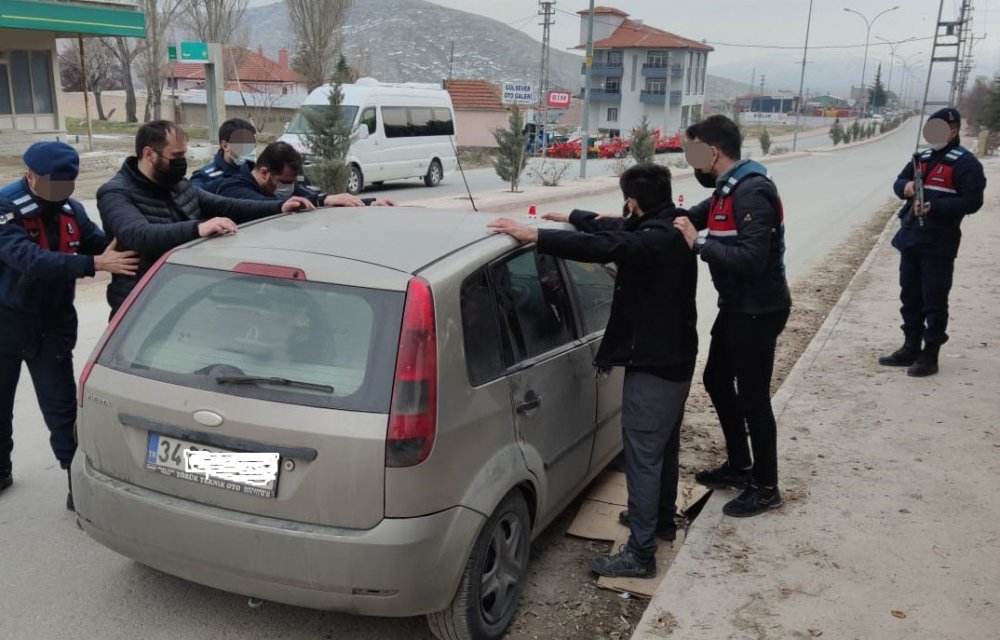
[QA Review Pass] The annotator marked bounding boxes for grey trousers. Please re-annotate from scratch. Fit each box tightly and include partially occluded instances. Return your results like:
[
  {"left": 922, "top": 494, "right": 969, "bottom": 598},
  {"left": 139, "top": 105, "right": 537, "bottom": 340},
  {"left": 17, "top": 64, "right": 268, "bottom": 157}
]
[{"left": 621, "top": 369, "right": 691, "bottom": 561}]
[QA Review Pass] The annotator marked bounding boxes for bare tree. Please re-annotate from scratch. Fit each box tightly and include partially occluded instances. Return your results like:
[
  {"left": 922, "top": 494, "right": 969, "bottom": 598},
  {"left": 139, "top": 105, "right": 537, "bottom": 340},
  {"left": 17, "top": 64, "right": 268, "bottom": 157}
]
[
  {"left": 180, "top": 0, "right": 248, "bottom": 43},
  {"left": 137, "top": 0, "right": 185, "bottom": 121},
  {"left": 346, "top": 34, "right": 373, "bottom": 80},
  {"left": 59, "top": 39, "right": 124, "bottom": 121},
  {"left": 104, "top": 37, "right": 143, "bottom": 122},
  {"left": 286, "top": 0, "right": 353, "bottom": 91}
]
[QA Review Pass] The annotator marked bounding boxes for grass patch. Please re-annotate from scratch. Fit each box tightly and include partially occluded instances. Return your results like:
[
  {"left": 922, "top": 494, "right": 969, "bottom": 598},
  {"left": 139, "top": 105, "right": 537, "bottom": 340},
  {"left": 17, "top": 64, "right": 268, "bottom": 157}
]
[{"left": 65, "top": 117, "right": 210, "bottom": 141}]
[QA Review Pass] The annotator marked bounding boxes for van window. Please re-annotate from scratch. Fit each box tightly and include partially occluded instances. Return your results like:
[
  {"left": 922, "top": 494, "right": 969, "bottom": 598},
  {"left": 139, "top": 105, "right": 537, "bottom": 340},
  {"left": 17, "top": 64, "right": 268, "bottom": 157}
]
[
  {"left": 382, "top": 106, "right": 455, "bottom": 138},
  {"left": 359, "top": 107, "right": 377, "bottom": 136},
  {"left": 490, "top": 249, "right": 576, "bottom": 364},
  {"left": 99, "top": 264, "right": 404, "bottom": 412},
  {"left": 286, "top": 104, "right": 360, "bottom": 135}
]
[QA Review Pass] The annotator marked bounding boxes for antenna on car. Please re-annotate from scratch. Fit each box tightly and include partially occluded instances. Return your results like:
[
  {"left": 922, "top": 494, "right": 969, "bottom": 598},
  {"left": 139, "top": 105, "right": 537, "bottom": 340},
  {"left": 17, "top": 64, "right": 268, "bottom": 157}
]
[{"left": 446, "top": 133, "right": 477, "bottom": 212}]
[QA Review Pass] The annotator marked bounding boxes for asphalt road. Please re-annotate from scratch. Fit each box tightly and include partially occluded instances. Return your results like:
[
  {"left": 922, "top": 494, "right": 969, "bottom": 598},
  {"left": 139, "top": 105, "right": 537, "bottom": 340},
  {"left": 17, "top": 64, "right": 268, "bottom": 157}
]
[{"left": 0, "top": 121, "right": 916, "bottom": 640}]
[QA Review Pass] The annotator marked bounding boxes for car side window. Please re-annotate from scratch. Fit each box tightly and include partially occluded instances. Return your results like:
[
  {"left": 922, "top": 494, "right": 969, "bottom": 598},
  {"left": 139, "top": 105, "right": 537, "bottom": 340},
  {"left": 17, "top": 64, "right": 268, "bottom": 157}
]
[
  {"left": 564, "top": 261, "right": 616, "bottom": 335},
  {"left": 490, "top": 249, "right": 576, "bottom": 364},
  {"left": 460, "top": 268, "right": 505, "bottom": 386},
  {"left": 359, "top": 107, "right": 377, "bottom": 136}
]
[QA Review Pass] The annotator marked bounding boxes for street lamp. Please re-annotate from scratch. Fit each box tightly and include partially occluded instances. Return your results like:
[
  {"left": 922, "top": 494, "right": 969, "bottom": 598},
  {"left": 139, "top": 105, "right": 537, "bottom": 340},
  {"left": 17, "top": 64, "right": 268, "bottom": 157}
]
[
  {"left": 792, "top": 0, "right": 814, "bottom": 152},
  {"left": 875, "top": 35, "right": 915, "bottom": 111},
  {"left": 895, "top": 52, "right": 922, "bottom": 111},
  {"left": 844, "top": 5, "right": 899, "bottom": 117}
]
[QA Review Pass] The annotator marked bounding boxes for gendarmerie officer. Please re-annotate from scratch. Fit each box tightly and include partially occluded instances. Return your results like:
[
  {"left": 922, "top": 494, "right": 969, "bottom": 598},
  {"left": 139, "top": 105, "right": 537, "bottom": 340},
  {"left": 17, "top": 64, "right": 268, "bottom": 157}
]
[
  {"left": 879, "top": 108, "right": 987, "bottom": 376},
  {"left": 0, "top": 142, "right": 138, "bottom": 509},
  {"left": 189, "top": 118, "right": 257, "bottom": 193}
]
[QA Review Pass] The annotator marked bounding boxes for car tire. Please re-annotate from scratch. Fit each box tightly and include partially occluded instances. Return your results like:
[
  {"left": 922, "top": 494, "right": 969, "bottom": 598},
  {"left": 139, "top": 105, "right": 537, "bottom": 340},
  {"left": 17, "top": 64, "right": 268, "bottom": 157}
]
[
  {"left": 426, "top": 491, "right": 531, "bottom": 640},
  {"left": 347, "top": 165, "right": 363, "bottom": 195},
  {"left": 424, "top": 159, "right": 443, "bottom": 187}
]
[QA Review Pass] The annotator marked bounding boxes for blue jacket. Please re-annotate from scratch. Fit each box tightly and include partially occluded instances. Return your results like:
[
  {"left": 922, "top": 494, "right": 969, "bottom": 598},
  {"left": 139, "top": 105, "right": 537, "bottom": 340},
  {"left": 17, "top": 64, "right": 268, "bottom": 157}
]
[
  {"left": 216, "top": 163, "right": 329, "bottom": 205},
  {"left": 189, "top": 150, "right": 241, "bottom": 193},
  {"left": 0, "top": 178, "right": 106, "bottom": 328},
  {"left": 892, "top": 141, "right": 987, "bottom": 257}
]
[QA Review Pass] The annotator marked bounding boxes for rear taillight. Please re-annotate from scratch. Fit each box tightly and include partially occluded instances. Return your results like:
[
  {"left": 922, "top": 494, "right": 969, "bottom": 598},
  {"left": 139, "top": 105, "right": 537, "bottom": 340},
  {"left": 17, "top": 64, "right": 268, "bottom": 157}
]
[
  {"left": 78, "top": 248, "right": 176, "bottom": 407},
  {"left": 386, "top": 277, "right": 437, "bottom": 467}
]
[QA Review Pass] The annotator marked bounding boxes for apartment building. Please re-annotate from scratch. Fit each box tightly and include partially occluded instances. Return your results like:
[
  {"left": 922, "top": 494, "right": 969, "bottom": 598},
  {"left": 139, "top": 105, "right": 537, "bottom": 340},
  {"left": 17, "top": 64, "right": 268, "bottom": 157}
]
[{"left": 577, "top": 6, "right": 711, "bottom": 137}]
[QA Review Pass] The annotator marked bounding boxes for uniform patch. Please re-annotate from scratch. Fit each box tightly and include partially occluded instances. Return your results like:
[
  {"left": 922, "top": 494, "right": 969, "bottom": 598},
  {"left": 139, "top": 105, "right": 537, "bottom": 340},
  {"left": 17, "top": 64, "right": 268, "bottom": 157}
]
[
  {"left": 0, "top": 213, "right": 12, "bottom": 224},
  {"left": 743, "top": 213, "right": 753, "bottom": 222}
]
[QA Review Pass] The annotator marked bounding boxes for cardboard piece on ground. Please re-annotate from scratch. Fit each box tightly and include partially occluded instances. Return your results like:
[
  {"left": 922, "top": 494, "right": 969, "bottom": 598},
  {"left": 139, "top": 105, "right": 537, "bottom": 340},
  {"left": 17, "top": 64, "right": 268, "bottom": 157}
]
[
  {"left": 596, "top": 528, "right": 687, "bottom": 597},
  {"left": 567, "top": 498, "right": 623, "bottom": 541},
  {"left": 585, "top": 470, "right": 629, "bottom": 506}
]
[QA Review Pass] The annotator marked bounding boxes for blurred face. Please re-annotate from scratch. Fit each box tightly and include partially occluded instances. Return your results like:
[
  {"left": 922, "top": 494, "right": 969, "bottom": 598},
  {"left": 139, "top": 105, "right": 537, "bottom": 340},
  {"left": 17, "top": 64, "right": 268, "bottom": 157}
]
[
  {"left": 27, "top": 170, "right": 75, "bottom": 202},
  {"left": 222, "top": 129, "right": 257, "bottom": 163},
  {"left": 923, "top": 119, "right": 957, "bottom": 148},
  {"left": 685, "top": 139, "right": 719, "bottom": 175}
]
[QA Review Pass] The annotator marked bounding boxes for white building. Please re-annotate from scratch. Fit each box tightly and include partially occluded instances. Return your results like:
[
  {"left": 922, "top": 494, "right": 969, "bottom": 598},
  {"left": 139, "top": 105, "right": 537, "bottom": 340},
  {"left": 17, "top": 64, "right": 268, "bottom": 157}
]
[{"left": 577, "top": 6, "right": 712, "bottom": 137}]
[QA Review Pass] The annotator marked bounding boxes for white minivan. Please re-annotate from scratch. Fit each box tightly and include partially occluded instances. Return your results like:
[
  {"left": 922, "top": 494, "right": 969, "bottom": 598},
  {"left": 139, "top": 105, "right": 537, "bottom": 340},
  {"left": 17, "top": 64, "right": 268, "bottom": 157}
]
[{"left": 279, "top": 78, "right": 458, "bottom": 195}]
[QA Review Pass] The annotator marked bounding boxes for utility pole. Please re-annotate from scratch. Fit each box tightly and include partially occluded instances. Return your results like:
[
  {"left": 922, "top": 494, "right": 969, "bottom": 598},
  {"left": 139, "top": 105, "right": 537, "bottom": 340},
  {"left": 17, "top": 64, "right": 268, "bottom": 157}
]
[
  {"left": 759, "top": 74, "right": 766, "bottom": 111},
  {"left": 448, "top": 41, "right": 455, "bottom": 81},
  {"left": 792, "top": 0, "right": 814, "bottom": 152},
  {"left": 579, "top": 0, "right": 594, "bottom": 179},
  {"left": 949, "top": 0, "right": 973, "bottom": 104},
  {"left": 537, "top": 0, "right": 555, "bottom": 157},
  {"left": 916, "top": 0, "right": 970, "bottom": 149}
]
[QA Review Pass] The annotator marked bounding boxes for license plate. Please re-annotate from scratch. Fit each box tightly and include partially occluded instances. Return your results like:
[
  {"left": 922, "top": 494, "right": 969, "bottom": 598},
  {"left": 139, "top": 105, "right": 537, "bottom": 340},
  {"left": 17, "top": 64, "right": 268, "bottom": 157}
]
[{"left": 145, "top": 432, "right": 279, "bottom": 498}]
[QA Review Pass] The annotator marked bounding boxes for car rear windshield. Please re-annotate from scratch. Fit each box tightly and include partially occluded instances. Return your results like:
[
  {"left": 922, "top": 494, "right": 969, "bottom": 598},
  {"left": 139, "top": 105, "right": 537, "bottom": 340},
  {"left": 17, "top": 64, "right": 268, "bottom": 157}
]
[{"left": 99, "top": 264, "right": 404, "bottom": 412}]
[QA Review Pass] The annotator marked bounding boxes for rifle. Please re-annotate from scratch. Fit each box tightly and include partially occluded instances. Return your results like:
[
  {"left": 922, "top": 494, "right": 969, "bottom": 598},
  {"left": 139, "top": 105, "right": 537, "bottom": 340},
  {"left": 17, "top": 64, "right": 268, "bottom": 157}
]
[{"left": 911, "top": 152, "right": 925, "bottom": 227}]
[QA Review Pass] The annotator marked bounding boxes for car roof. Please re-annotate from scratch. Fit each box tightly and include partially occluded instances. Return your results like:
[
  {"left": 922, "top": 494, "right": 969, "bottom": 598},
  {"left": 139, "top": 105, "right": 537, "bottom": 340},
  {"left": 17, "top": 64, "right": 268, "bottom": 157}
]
[{"left": 207, "top": 206, "right": 514, "bottom": 274}]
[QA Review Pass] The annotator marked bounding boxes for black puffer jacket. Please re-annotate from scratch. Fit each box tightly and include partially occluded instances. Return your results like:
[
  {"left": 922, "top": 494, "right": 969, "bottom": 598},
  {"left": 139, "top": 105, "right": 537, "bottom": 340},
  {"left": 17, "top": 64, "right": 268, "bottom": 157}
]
[
  {"left": 98, "top": 157, "right": 284, "bottom": 312},
  {"left": 535, "top": 205, "right": 698, "bottom": 380}
]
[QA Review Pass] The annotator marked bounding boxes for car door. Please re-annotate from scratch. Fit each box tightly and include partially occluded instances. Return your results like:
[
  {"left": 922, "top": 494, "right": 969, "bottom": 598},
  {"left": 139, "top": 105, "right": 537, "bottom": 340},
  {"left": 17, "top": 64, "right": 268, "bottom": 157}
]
[
  {"left": 562, "top": 260, "right": 623, "bottom": 473},
  {"left": 354, "top": 106, "right": 383, "bottom": 182},
  {"left": 489, "top": 248, "right": 596, "bottom": 517}
]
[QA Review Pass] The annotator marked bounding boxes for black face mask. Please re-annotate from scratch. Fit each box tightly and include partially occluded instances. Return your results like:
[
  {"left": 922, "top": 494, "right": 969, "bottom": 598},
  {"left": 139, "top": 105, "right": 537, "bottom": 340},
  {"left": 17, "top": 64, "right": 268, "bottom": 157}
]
[
  {"left": 694, "top": 168, "right": 717, "bottom": 189},
  {"left": 154, "top": 154, "right": 188, "bottom": 187}
]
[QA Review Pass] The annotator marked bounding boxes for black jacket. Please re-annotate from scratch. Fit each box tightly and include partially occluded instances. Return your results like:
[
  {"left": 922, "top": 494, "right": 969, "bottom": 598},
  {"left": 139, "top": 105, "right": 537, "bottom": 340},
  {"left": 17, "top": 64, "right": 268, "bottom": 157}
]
[
  {"left": 216, "top": 163, "right": 323, "bottom": 205},
  {"left": 97, "top": 157, "right": 284, "bottom": 312},
  {"left": 891, "top": 140, "right": 986, "bottom": 258},
  {"left": 687, "top": 165, "right": 792, "bottom": 315},
  {"left": 535, "top": 206, "right": 697, "bottom": 379},
  {"left": 189, "top": 149, "right": 240, "bottom": 193}
]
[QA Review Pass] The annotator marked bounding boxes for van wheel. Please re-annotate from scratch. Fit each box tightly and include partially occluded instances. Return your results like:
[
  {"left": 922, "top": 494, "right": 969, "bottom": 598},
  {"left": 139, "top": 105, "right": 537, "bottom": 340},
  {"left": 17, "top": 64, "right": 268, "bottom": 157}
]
[
  {"left": 427, "top": 492, "right": 530, "bottom": 640},
  {"left": 424, "top": 160, "right": 443, "bottom": 187},
  {"left": 347, "top": 165, "right": 363, "bottom": 195}
]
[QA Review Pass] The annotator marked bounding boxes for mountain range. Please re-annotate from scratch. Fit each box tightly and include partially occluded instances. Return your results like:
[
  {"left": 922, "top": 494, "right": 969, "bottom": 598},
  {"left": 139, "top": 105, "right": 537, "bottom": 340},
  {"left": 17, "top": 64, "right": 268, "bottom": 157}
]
[{"left": 242, "top": 0, "right": 752, "bottom": 103}]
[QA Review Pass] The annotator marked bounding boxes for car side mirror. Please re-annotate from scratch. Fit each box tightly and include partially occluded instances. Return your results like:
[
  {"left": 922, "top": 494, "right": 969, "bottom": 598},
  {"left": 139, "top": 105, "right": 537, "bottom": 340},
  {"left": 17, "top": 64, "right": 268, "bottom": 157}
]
[{"left": 356, "top": 124, "right": 370, "bottom": 140}]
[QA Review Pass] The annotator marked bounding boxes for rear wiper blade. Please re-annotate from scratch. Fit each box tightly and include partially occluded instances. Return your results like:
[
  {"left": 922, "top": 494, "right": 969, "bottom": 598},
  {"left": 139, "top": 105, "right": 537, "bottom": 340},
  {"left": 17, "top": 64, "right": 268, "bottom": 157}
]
[{"left": 214, "top": 375, "right": 334, "bottom": 394}]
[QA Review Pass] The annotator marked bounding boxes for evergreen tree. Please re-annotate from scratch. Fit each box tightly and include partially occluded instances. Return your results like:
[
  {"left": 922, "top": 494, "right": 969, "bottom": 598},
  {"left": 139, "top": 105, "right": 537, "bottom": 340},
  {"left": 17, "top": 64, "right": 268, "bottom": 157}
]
[
  {"left": 492, "top": 107, "right": 529, "bottom": 192},
  {"left": 303, "top": 83, "right": 352, "bottom": 193},
  {"left": 869, "top": 64, "right": 888, "bottom": 110},
  {"left": 332, "top": 54, "right": 356, "bottom": 84},
  {"left": 829, "top": 118, "right": 843, "bottom": 145},
  {"left": 630, "top": 115, "right": 655, "bottom": 164},
  {"left": 758, "top": 127, "right": 772, "bottom": 155}
]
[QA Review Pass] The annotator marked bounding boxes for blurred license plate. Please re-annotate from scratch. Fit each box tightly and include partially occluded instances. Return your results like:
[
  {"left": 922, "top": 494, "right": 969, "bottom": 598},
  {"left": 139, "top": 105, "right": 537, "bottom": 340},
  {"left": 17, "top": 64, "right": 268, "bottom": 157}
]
[{"left": 145, "top": 432, "right": 279, "bottom": 498}]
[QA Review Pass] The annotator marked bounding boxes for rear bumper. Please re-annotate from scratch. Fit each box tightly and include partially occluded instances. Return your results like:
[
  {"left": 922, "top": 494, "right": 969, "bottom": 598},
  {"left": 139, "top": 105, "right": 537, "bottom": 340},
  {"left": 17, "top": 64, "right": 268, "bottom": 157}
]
[{"left": 72, "top": 456, "right": 483, "bottom": 616}]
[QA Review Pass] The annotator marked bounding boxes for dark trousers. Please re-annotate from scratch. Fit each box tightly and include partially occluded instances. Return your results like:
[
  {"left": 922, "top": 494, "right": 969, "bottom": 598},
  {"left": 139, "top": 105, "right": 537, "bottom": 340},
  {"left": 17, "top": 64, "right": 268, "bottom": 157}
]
[
  {"left": 703, "top": 309, "right": 789, "bottom": 489},
  {"left": 899, "top": 249, "right": 955, "bottom": 347},
  {"left": 621, "top": 370, "right": 690, "bottom": 561},
  {"left": 0, "top": 334, "right": 78, "bottom": 476}
]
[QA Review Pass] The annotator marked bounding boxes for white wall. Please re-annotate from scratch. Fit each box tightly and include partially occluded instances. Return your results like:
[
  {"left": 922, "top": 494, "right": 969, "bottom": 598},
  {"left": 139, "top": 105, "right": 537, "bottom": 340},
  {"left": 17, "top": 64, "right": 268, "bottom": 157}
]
[{"left": 0, "top": 30, "right": 63, "bottom": 135}]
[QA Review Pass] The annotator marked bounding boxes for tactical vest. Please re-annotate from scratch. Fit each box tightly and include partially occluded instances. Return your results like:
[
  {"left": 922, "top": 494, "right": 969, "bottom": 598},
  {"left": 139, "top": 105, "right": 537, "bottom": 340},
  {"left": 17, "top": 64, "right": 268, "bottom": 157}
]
[
  {"left": 707, "top": 160, "right": 784, "bottom": 240},
  {"left": 918, "top": 146, "right": 966, "bottom": 196},
  {"left": 0, "top": 183, "right": 82, "bottom": 254}
]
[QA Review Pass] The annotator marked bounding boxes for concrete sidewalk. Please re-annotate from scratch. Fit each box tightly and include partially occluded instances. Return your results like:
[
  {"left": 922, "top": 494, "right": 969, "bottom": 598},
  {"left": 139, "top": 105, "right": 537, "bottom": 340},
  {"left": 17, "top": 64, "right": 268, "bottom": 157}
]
[{"left": 633, "top": 157, "right": 1000, "bottom": 639}]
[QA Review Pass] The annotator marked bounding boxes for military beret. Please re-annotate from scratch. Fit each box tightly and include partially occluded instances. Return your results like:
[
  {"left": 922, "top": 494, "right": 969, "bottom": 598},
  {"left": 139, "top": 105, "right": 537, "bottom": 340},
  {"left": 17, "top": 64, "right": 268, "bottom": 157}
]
[
  {"left": 23, "top": 141, "right": 80, "bottom": 181},
  {"left": 928, "top": 107, "right": 961, "bottom": 126}
]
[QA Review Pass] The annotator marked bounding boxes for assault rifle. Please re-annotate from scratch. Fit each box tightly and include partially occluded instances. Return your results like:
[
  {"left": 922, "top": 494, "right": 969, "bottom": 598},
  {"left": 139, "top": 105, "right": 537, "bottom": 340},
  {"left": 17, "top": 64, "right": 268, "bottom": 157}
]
[{"left": 911, "top": 152, "right": 925, "bottom": 227}]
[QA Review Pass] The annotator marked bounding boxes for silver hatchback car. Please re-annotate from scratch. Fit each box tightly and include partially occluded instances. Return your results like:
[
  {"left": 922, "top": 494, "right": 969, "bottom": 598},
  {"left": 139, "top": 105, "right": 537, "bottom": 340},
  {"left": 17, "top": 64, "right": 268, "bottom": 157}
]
[{"left": 73, "top": 207, "right": 623, "bottom": 639}]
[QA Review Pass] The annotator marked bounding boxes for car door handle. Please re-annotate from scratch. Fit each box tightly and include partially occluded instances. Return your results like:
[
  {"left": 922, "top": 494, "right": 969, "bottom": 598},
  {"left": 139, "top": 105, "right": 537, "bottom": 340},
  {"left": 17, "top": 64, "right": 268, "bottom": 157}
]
[{"left": 516, "top": 392, "right": 542, "bottom": 414}]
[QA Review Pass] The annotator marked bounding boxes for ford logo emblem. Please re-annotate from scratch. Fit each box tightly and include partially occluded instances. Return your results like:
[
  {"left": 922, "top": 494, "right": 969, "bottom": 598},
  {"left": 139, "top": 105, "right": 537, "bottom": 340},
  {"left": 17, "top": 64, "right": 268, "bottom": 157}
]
[{"left": 193, "top": 410, "right": 224, "bottom": 427}]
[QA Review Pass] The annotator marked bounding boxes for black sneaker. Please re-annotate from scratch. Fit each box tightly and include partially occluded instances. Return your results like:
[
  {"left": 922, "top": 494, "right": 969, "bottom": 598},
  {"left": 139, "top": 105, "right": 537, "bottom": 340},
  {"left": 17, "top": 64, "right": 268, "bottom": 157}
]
[
  {"left": 695, "top": 462, "right": 752, "bottom": 490},
  {"left": 723, "top": 484, "right": 782, "bottom": 518},
  {"left": 589, "top": 545, "right": 656, "bottom": 578},
  {"left": 618, "top": 510, "right": 678, "bottom": 541},
  {"left": 0, "top": 474, "right": 12, "bottom": 492}
]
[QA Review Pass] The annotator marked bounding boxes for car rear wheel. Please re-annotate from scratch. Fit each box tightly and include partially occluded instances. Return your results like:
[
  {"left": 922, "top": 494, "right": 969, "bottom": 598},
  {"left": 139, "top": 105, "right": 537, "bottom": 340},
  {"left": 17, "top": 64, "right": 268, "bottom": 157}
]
[
  {"left": 347, "top": 165, "right": 363, "bottom": 195},
  {"left": 424, "top": 160, "right": 443, "bottom": 187},
  {"left": 427, "top": 491, "right": 530, "bottom": 640}
]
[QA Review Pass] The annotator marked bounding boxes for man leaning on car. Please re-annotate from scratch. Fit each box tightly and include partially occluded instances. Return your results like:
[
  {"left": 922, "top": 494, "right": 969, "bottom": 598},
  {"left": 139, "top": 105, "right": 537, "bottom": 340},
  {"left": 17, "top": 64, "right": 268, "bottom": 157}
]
[
  {"left": 97, "top": 120, "right": 316, "bottom": 318},
  {"left": 488, "top": 163, "right": 698, "bottom": 579}
]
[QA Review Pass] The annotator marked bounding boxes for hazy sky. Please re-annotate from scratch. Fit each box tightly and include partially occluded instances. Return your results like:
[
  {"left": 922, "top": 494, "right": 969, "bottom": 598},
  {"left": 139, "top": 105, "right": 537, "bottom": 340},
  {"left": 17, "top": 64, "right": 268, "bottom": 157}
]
[{"left": 251, "top": 0, "right": 1000, "bottom": 93}]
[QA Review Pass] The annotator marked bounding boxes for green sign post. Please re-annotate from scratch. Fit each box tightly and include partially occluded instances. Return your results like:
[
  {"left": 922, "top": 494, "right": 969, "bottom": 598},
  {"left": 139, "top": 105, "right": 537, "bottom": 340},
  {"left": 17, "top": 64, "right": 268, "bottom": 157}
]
[
  {"left": 176, "top": 41, "right": 209, "bottom": 64},
  {"left": 167, "top": 45, "right": 177, "bottom": 61}
]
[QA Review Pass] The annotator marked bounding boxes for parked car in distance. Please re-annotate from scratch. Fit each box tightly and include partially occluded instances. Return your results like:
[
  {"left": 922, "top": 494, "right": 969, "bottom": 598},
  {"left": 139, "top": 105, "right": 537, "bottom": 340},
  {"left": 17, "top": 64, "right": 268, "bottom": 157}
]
[{"left": 73, "top": 207, "right": 624, "bottom": 640}]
